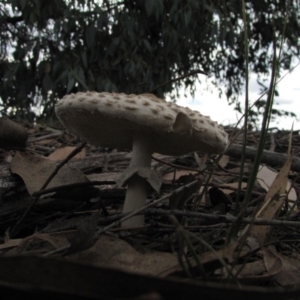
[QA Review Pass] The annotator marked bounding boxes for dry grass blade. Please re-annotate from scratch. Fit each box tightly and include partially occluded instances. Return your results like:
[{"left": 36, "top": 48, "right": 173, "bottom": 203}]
[{"left": 241, "top": 128, "right": 294, "bottom": 247}]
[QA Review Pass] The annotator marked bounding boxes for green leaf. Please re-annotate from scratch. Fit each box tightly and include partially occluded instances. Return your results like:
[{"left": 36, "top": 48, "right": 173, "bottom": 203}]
[
  {"left": 53, "top": 20, "right": 61, "bottom": 35},
  {"left": 143, "top": 39, "right": 152, "bottom": 52},
  {"left": 81, "top": 51, "right": 88, "bottom": 68},
  {"left": 97, "top": 11, "right": 108, "bottom": 28},
  {"left": 108, "top": 37, "right": 120, "bottom": 53},
  {"left": 155, "top": 0, "right": 164, "bottom": 20},
  {"left": 184, "top": 8, "right": 192, "bottom": 26},
  {"left": 96, "top": 77, "right": 104, "bottom": 90},
  {"left": 170, "top": 0, "right": 180, "bottom": 16},
  {"left": 145, "top": 1, "right": 154, "bottom": 16},
  {"left": 104, "top": 80, "right": 111, "bottom": 91},
  {"left": 226, "top": 31, "right": 234, "bottom": 47},
  {"left": 88, "top": 70, "right": 95, "bottom": 83},
  {"left": 67, "top": 75, "right": 75, "bottom": 93},
  {"left": 112, "top": 55, "right": 123, "bottom": 66},
  {"left": 128, "top": 61, "right": 135, "bottom": 75},
  {"left": 42, "top": 74, "right": 52, "bottom": 92},
  {"left": 55, "top": 69, "right": 68, "bottom": 83},
  {"left": 74, "top": 66, "right": 88, "bottom": 90},
  {"left": 86, "top": 25, "right": 96, "bottom": 49},
  {"left": 19, "top": 0, "right": 27, "bottom": 10},
  {"left": 33, "top": 41, "right": 40, "bottom": 63},
  {"left": 63, "top": 20, "right": 68, "bottom": 33},
  {"left": 53, "top": 61, "right": 61, "bottom": 76}
]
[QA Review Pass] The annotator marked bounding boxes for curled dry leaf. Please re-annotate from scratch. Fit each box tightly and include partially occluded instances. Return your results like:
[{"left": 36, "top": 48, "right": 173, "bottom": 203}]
[
  {"left": 262, "top": 247, "right": 300, "bottom": 286},
  {"left": 209, "top": 247, "right": 300, "bottom": 286}
]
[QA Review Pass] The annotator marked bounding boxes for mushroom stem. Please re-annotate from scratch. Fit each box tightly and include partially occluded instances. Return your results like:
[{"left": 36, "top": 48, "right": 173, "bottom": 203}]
[{"left": 122, "top": 135, "right": 153, "bottom": 227}]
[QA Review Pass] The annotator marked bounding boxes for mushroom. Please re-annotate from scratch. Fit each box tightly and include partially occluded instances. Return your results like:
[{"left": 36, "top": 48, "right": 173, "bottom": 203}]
[{"left": 55, "top": 92, "right": 229, "bottom": 227}]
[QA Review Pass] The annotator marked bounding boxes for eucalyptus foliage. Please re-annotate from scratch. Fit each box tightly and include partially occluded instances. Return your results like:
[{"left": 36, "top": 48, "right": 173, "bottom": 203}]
[{"left": 0, "top": 0, "right": 299, "bottom": 120}]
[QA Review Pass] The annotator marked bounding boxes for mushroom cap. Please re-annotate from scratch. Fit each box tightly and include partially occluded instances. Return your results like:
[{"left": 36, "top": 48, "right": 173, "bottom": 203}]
[{"left": 55, "top": 92, "right": 228, "bottom": 155}]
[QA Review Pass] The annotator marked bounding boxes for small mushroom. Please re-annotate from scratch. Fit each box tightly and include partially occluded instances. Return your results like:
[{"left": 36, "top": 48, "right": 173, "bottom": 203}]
[{"left": 55, "top": 92, "right": 229, "bottom": 227}]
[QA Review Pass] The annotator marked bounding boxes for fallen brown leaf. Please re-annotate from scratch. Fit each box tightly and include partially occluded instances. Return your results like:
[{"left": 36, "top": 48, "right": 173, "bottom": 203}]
[
  {"left": 69, "top": 235, "right": 178, "bottom": 277},
  {"left": 218, "top": 155, "right": 230, "bottom": 168},
  {"left": 257, "top": 165, "right": 297, "bottom": 201},
  {"left": 162, "top": 170, "right": 198, "bottom": 182},
  {"left": 263, "top": 248, "right": 300, "bottom": 286},
  {"left": 10, "top": 151, "right": 89, "bottom": 195},
  {"left": 47, "top": 146, "right": 86, "bottom": 161}
]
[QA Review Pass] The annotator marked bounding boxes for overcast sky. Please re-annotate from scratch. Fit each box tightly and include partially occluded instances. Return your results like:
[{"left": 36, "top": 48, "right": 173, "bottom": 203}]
[{"left": 171, "top": 61, "right": 300, "bottom": 131}]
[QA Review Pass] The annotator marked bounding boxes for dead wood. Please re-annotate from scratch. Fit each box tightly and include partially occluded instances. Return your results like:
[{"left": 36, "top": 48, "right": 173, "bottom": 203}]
[{"left": 226, "top": 143, "right": 300, "bottom": 171}]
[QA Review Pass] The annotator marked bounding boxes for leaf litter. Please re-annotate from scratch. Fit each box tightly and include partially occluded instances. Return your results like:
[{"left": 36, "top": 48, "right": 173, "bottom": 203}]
[{"left": 1, "top": 123, "right": 300, "bottom": 299}]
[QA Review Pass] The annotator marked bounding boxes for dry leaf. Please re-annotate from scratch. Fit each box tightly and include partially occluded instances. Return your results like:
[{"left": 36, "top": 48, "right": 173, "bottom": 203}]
[
  {"left": 216, "top": 166, "right": 250, "bottom": 184},
  {"left": 219, "top": 182, "right": 247, "bottom": 195},
  {"left": 11, "top": 151, "right": 89, "bottom": 195},
  {"left": 0, "top": 233, "right": 71, "bottom": 255},
  {"left": 66, "top": 213, "right": 100, "bottom": 254},
  {"left": 257, "top": 165, "right": 297, "bottom": 201},
  {"left": 218, "top": 155, "right": 230, "bottom": 168},
  {"left": 263, "top": 248, "right": 300, "bottom": 286},
  {"left": 215, "top": 260, "right": 268, "bottom": 281},
  {"left": 69, "top": 235, "right": 178, "bottom": 276},
  {"left": 17, "top": 233, "right": 70, "bottom": 253},
  {"left": 235, "top": 260, "right": 266, "bottom": 277},
  {"left": 48, "top": 146, "right": 86, "bottom": 161},
  {"left": 0, "top": 238, "right": 23, "bottom": 250},
  {"left": 162, "top": 170, "right": 198, "bottom": 182},
  {"left": 167, "top": 241, "right": 244, "bottom": 277},
  {"left": 214, "top": 247, "right": 299, "bottom": 285},
  {"left": 243, "top": 155, "right": 293, "bottom": 247},
  {"left": 217, "top": 248, "right": 282, "bottom": 284},
  {"left": 35, "top": 138, "right": 56, "bottom": 145}
]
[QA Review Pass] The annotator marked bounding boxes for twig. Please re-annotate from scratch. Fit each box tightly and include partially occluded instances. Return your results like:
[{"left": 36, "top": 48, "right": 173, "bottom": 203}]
[
  {"left": 31, "top": 180, "right": 116, "bottom": 197},
  {"left": 145, "top": 209, "right": 300, "bottom": 227}
]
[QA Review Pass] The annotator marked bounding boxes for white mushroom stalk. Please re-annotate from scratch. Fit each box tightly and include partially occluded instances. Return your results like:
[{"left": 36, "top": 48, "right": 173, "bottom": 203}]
[
  {"left": 121, "top": 135, "right": 153, "bottom": 227},
  {"left": 55, "top": 92, "right": 229, "bottom": 228}
]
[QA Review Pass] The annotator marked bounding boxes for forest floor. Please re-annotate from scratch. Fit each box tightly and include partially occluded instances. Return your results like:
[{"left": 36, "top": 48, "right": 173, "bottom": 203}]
[{"left": 0, "top": 121, "right": 300, "bottom": 300}]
